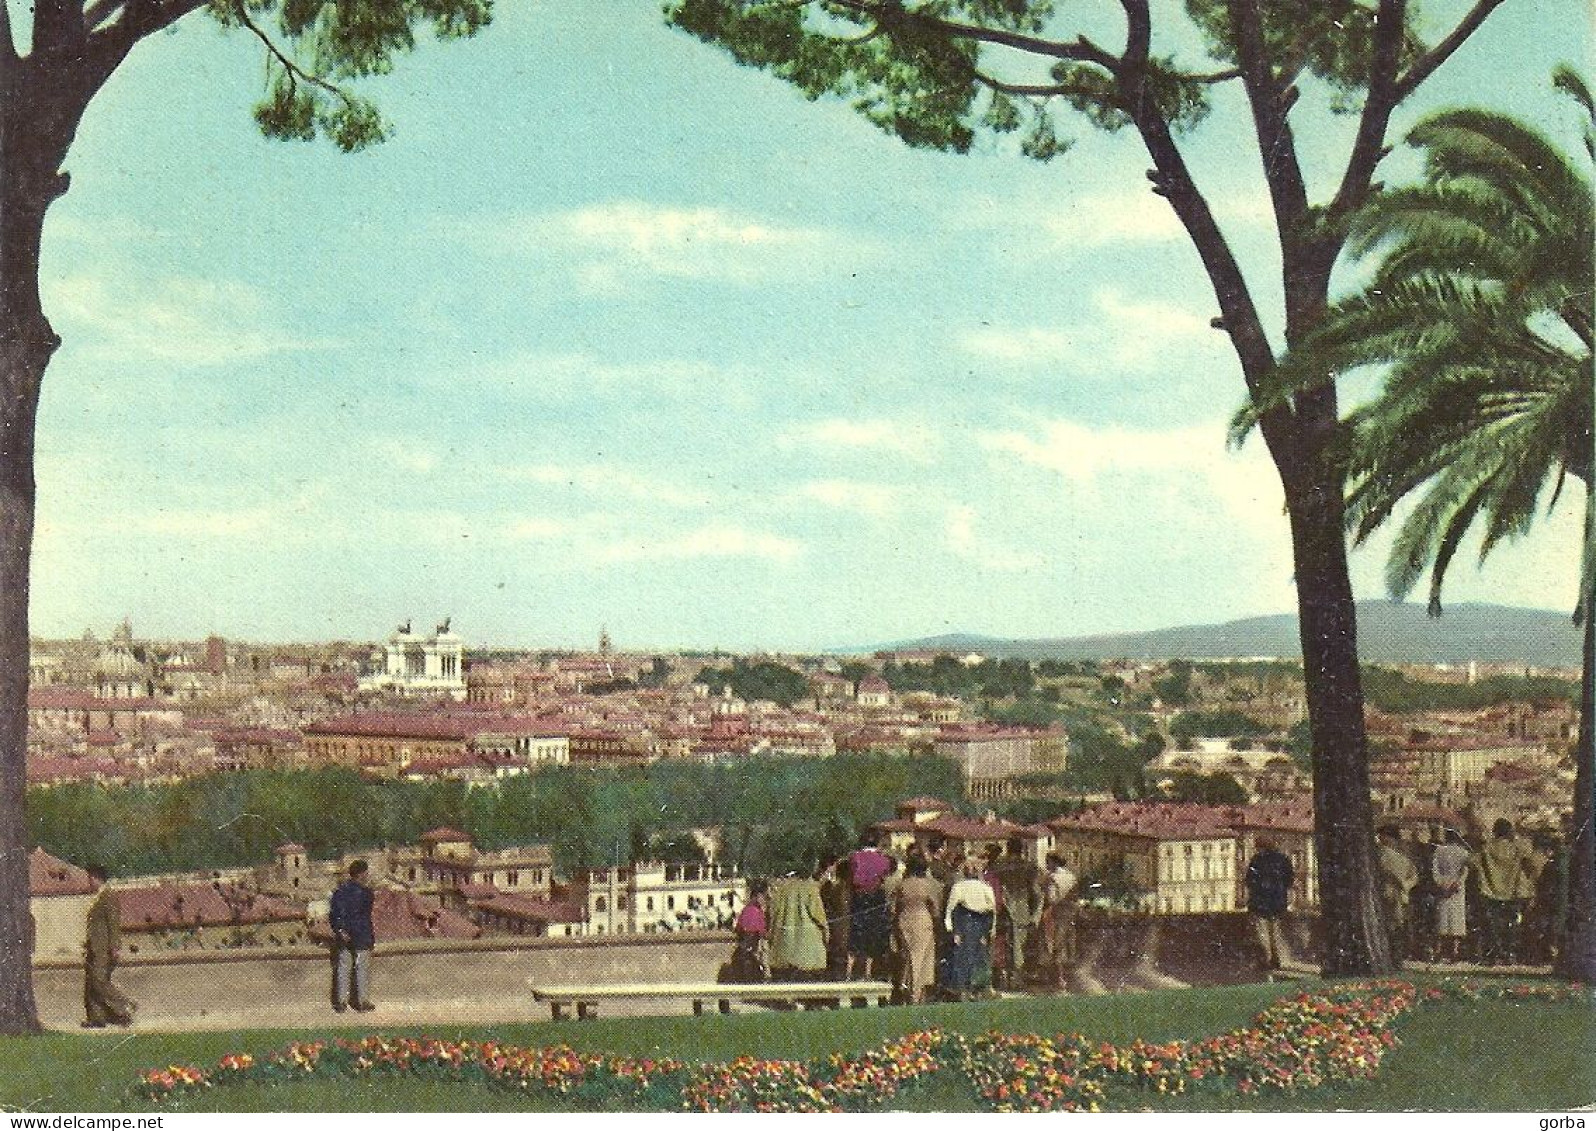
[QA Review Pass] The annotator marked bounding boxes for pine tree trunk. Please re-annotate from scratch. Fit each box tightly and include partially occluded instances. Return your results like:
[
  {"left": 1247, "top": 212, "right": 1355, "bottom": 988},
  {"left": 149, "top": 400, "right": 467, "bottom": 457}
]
[
  {"left": 1286, "top": 464, "right": 1394, "bottom": 976},
  {"left": 1556, "top": 598, "right": 1594, "bottom": 981},
  {"left": 0, "top": 94, "right": 69, "bottom": 1035},
  {"left": 0, "top": 326, "right": 48, "bottom": 1035}
]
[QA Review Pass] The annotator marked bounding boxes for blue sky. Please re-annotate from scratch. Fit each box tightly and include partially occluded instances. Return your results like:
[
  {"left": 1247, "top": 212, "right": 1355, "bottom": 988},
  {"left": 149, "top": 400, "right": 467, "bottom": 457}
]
[{"left": 27, "top": 0, "right": 1589, "bottom": 651}]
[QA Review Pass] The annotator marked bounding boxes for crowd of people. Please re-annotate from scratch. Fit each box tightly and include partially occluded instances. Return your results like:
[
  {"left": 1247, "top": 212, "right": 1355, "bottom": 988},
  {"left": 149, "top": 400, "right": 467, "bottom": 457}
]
[
  {"left": 726, "top": 835, "right": 1084, "bottom": 1002},
  {"left": 1376, "top": 818, "right": 1570, "bottom": 967}
]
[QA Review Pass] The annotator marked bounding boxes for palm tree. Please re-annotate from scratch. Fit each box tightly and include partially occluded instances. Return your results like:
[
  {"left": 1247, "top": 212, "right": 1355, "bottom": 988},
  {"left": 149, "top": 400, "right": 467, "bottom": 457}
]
[{"left": 1240, "top": 70, "right": 1593, "bottom": 979}]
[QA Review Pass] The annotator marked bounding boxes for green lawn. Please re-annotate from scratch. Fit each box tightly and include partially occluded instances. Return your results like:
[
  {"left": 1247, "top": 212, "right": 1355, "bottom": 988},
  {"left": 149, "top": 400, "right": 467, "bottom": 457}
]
[{"left": 2, "top": 979, "right": 1589, "bottom": 1113}]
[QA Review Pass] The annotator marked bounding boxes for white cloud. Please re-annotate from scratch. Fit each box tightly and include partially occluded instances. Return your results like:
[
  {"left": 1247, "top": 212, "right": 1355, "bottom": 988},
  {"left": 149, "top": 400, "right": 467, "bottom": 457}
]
[
  {"left": 44, "top": 273, "right": 330, "bottom": 365},
  {"left": 787, "top": 479, "right": 902, "bottom": 518},
  {"left": 958, "top": 287, "right": 1222, "bottom": 370},
  {"left": 498, "top": 201, "right": 866, "bottom": 290},
  {"left": 1040, "top": 191, "right": 1273, "bottom": 250},
  {"left": 503, "top": 463, "right": 709, "bottom": 508},
  {"left": 978, "top": 417, "right": 1285, "bottom": 532},
  {"left": 596, "top": 524, "right": 803, "bottom": 564},
  {"left": 944, "top": 503, "right": 1045, "bottom": 573},
  {"left": 374, "top": 442, "right": 442, "bottom": 476},
  {"left": 778, "top": 418, "right": 940, "bottom": 462},
  {"left": 474, "top": 351, "right": 733, "bottom": 400}
]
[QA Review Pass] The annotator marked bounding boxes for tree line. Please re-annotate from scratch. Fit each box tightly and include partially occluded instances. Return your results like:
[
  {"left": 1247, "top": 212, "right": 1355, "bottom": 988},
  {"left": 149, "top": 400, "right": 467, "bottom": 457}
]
[{"left": 27, "top": 754, "right": 966, "bottom": 883}]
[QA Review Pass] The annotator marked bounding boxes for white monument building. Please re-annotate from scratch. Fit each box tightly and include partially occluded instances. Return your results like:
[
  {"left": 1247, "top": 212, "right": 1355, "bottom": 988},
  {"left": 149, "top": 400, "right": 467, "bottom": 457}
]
[{"left": 360, "top": 618, "right": 467, "bottom": 700}]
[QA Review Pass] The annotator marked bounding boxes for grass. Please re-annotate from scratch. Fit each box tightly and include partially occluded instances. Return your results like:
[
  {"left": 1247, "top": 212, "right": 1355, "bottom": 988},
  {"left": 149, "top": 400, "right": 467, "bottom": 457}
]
[{"left": 2, "top": 978, "right": 1590, "bottom": 1112}]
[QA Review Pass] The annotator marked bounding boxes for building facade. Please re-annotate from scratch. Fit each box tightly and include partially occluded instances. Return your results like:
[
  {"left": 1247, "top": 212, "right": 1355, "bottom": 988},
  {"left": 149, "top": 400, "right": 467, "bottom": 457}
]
[{"left": 360, "top": 619, "right": 467, "bottom": 700}]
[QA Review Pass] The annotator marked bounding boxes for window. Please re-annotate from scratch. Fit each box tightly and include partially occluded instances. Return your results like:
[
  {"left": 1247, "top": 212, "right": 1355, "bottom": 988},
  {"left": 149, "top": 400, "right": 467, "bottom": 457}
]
[
  {"left": 508, "top": 871, "right": 519, "bottom": 886},
  {"left": 667, "top": 896, "right": 676, "bottom": 910},
  {"left": 646, "top": 897, "right": 655, "bottom": 912},
  {"left": 617, "top": 896, "right": 628, "bottom": 911},
  {"left": 595, "top": 896, "right": 607, "bottom": 912}
]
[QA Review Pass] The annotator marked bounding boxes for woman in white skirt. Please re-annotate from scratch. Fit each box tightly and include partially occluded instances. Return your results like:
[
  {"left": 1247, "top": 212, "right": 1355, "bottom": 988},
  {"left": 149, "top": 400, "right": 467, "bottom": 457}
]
[{"left": 1431, "top": 829, "right": 1472, "bottom": 963}]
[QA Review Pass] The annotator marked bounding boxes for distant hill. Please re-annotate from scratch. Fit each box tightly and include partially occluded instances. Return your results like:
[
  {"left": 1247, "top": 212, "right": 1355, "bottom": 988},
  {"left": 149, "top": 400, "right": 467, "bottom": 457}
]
[{"left": 858, "top": 602, "right": 1581, "bottom": 668}]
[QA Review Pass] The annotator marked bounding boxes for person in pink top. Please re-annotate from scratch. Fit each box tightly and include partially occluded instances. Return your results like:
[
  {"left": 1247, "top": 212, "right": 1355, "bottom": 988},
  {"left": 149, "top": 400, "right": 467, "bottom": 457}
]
[
  {"left": 726, "top": 879, "right": 769, "bottom": 982},
  {"left": 848, "top": 833, "right": 894, "bottom": 979}
]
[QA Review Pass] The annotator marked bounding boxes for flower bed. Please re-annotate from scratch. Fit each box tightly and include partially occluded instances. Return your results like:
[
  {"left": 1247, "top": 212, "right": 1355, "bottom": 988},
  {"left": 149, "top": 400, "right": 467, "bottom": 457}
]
[{"left": 132, "top": 979, "right": 1589, "bottom": 1111}]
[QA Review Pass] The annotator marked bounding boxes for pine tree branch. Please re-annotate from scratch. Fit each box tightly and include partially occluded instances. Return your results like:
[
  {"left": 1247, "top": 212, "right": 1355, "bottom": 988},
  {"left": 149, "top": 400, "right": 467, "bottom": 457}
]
[
  {"left": 81, "top": 0, "right": 127, "bottom": 34},
  {"left": 825, "top": 0, "right": 1122, "bottom": 70},
  {"left": 1226, "top": 0, "right": 1310, "bottom": 231},
  {"left": 1331, "top": 0, "right": 1407, "bottom": 222},
  {"left": 231, "top": 3, "right": 350, "bottom": 104},
  {"left": 1392, "top": 0, "right": 1511, "bottom": 103},
  {"left": 81, "top": 0, "right": 207, "bottom": 90},
  {"left": 33, "top": 0, "right": 86, "bottom": 57},
  {"left": 968, "top": 69, "right": 1090, "bottom": 99},
  {"left": 1, "top": 0, "right": 16, "bottom": 64}
]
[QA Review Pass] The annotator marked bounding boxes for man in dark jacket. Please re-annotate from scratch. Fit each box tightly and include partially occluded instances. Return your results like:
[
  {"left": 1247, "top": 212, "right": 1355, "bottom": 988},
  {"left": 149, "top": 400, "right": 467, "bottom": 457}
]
[
  {"left": 1245, "top": 839, "right": 1294, "bottom": 971},
  {"left": 329, "top": 860, "right": 376, "bottom": 1012}
]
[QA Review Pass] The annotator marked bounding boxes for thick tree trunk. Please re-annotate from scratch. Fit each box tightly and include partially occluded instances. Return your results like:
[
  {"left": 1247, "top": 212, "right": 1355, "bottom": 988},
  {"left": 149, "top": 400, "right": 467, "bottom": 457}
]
[
  {"left": 1286, "top": 465, "right": 1394, "bottom": 976},
  {"left": 0, "top": 93, "right": 69, "bottom": 1035},
  {"left": 1556, "top": 597, "right": 1594, "bottom": 981},
  {"left": 0, "top": 330, "right": 43, "bottom": 1034}
]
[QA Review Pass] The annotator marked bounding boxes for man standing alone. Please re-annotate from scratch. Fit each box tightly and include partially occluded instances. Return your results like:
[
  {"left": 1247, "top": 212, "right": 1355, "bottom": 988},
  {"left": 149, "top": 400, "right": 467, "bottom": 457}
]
[
  {"left": 1244, "top": 839, "right": 1294, "bottom": 971},
  {"left": 1043, "top": 853, "right": 1078, "bottom": 989},
  {"left": 82, "top": 865, "right": 135, "bottom": 1028},
  {"left": 1376, "top": 826, "right": 1419, "bottom": 962},
  {"left": 329, "top": 860, "right": 376, "bottom": 1012}
]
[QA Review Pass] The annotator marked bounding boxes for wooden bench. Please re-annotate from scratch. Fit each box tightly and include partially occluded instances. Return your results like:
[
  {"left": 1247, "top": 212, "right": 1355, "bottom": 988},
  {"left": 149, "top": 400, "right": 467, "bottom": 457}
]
[{"left": 530, "top": 980, "right": 895, "bottom": 1021}]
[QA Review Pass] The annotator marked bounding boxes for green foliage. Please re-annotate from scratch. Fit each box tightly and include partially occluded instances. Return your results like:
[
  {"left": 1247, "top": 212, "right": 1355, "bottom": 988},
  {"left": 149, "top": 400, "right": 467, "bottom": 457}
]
[
  {"left": 1159, "top": 771, "right": 1249, "bottom": 806},
  {"left": 1152, "top": 660, "right": 1194, "bottom": 706},
  {"left": 1182, "top": 0, "right": 1421, "bottom": 104},
  {"left": 669, "top": 0, "right": 981, "bottom": 154},
  {"left": 882, "top": 655, "right": 1035, "bottom": 700},
  {"left": 1078, "top": 855, "right": 1147, "bottom": 909},
  {"left": 696, "top": 658, "right": 810, "bottom": 707},
  {"left": 1239, "top": 78, "right": 1593, "bottom": 622},
  {"left": 209, "top": 0, "right": 492, "bottom": 151},
  {"left": 1168, "top": 710, "right": 1270, "bottom": 744},
  {"left": 1059, "top": 718, "right": 1152, "bottom": 792},
  {"left": 1359, "top": 666, "right": 1580, "bottom": 713},
  {"left": 27, "top": 755, "right": 964, "bottom": 881}
]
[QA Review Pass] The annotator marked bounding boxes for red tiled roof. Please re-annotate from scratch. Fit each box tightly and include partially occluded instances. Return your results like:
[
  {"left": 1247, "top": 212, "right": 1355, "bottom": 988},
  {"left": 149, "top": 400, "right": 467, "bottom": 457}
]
[
  {"left": 921, "top": 815, "right": 1024, "bottom": 841},
  {"left": 1484, "top": 760, "right": 1544, "bottom": 784},
  {"left": 309, "top": 889, "right": 481, "bottom": 942},
  {"left": 419, "top": 827, "right": 473, "bottom": 844},
  {"left": 117, "top": 883, "right": 302, "bottom": 930},
  {"left": 1050, "top": 802, "right": 1238, "bottom": 841},
  {"left": 28, "top": 848, "right": 99, "bottom": 897},
  {"left": 25, "top": 756, "right": 125, "bottom": 785},
  {"left": 872, "top": 818, "right": 920, "bottom": 833},
  {"left": 26, "top": 689, "right": 174, "bottom": 712},
  {"left": 471, "top": 892, "right": 585, "bottom": 924}
]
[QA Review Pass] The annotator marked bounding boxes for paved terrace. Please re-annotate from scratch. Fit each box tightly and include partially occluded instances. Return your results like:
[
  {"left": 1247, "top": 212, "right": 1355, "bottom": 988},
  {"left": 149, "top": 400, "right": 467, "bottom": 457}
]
[
  {"left": 33, "top": 935, "right": 732, "bottom": 1033},
  {"left": 33, "top": 917, "right": 1554, "bottom": 1035}
]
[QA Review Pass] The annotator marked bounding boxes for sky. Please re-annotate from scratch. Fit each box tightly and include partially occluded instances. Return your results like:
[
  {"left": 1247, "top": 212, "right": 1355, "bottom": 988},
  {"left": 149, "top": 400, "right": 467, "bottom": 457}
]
[{"left": 24, "top": 0, "right": 1591, "bottom": 652}]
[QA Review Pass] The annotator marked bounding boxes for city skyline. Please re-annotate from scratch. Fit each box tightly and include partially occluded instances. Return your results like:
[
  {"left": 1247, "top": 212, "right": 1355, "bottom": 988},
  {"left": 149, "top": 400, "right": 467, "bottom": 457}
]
[{"left": 30, "top": 1, "right": 1587, "bottom": 652}]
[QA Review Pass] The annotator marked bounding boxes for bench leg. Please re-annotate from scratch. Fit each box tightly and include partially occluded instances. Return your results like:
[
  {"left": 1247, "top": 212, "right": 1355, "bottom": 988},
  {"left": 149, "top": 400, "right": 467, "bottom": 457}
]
[
  {"left": 550, "top": 1003, "right": 567, "bottom": 1022},
  {"left": 850, "top": 996, "right": 868, "bottom": 1009},
  {"left": 577, "top": 1001, "right": 597, "bottom": 1020},
  {"left": 693, "top": 1000, "right": 704, "bottom": 1016},
  {"left": 719, "top": 999, "right": 731, "bottom": 1015}
]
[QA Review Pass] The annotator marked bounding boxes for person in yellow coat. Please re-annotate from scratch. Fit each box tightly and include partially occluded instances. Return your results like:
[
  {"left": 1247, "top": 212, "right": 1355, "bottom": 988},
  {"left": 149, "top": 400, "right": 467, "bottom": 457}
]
[
  {"left": 768, "top": 866, "right": 829, "bottom": 981},
  {"left": 82, "top": 866, "right": 136, "bottom": 1028}
]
